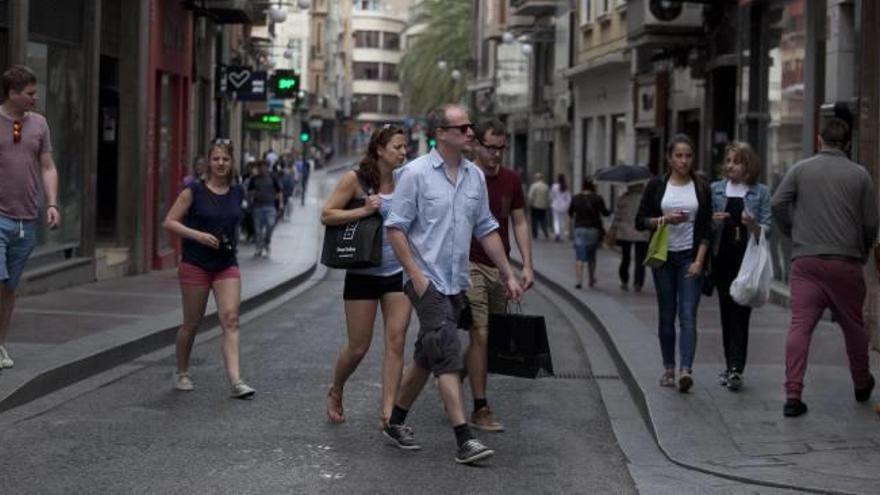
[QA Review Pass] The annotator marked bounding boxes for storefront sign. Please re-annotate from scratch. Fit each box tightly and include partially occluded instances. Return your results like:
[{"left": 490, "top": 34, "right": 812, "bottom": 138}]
[
  {"left": 218, "top": 65, "right": 268, "bottom": 102},
  {"left": 244, "top": 113, "right": 283, "bottom": 132},
  {"left": 635, "top": 81, "right": 657, "bottom": 129}
]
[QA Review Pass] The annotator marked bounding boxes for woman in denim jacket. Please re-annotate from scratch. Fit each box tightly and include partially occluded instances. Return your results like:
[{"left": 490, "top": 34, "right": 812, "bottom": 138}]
[{"left": 709, "top": 142, "right": 772, "bottom": 391}]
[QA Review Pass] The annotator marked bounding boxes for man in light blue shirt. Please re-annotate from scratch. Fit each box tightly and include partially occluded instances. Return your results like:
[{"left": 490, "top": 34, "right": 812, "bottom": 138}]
[{"left": 384, "top": 104, "right": 523, "bottom": 464}]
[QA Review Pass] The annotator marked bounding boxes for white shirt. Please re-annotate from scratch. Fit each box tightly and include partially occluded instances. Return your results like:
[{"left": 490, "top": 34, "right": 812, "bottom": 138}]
[
  {"left": 725, "top": 181, "right": 749, "bottom": 198},
  {"left": 661, "top": 181, "right": 699, "bottom": 252}
]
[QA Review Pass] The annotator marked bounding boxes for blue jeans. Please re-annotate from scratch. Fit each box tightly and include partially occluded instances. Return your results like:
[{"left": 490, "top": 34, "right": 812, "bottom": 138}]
[
  {"left": 0, "top": 215, "right": 38, "bottom": 291},
  {"left": 252, "top": 206, "right": 277, "bottom": 252},
  {"left": 651, "top": 249, "right": 702, "bottom": 370},
  {"left": 573, "top": 227, "right": 600, "bottom": 262}
]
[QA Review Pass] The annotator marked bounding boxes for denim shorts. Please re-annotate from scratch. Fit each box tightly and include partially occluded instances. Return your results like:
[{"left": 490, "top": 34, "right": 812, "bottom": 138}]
[
  {"left": 0, "top": 215, "right": 38, "bottom": 291},
  {"left": 573, "top": 227, "right": 601, "bottom": 262}
]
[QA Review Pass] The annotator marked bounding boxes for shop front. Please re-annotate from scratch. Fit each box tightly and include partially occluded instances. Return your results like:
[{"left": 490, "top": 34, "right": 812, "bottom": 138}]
[{"left": 146, "top": 0, "right": 193, "bottom": 270}]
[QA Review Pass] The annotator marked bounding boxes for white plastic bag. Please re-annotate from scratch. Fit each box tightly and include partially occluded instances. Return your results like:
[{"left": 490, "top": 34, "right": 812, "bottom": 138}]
[{"left": 730, "top": 229, "right": 773, "bottom": 307}]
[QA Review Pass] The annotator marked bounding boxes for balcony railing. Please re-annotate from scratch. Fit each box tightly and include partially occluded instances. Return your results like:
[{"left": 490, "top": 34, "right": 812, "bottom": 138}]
[{"left": 510, "top": 0, "right": 557, "bottom": 17}]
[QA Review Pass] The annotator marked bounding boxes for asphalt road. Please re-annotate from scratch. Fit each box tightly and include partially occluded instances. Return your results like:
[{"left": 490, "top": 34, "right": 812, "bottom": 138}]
[{"left": 1, "top": 269, "right": 635, "bottom": 494}]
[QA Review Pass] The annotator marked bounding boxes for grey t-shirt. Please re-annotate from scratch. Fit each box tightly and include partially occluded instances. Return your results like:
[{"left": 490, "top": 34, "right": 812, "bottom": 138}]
[
  {"left": 248, "top": 174, "right": 281, "bottom": 207},
  {"left": 0, "top": 111, "right": 53, "bottom": 220}
]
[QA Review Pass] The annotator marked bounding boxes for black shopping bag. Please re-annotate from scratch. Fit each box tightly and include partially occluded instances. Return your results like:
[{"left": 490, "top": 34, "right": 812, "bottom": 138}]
[{"left": 487, "top": 311, "right": 554, "bottom": 379}]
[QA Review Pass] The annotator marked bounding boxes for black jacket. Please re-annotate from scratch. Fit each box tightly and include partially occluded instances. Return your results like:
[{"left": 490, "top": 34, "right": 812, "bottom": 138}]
[{"left": 635, "top": 175, "right": 712, "bottom": 252}]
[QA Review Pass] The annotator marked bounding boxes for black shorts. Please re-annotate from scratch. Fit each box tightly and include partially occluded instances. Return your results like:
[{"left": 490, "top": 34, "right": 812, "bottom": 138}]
[{"left": 343, "top": 271, "right": 404, "bottom": 300}]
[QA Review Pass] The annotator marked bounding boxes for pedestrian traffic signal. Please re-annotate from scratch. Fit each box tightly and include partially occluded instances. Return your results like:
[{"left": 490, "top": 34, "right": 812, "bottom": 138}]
[
  {"left": 300, "top": 130, "right": 311, "bottom": 143},
  {"left": 271, "top": 70, "right": 300, "bottom": 99},
  {"left": 428, "top": 137, "right": 437, "bottom": 149}
]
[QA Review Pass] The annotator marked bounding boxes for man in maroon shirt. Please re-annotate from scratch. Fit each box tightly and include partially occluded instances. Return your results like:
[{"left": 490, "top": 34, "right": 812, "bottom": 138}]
[{"left": 465, "top": 119, "right": 534, "bottom": 431}]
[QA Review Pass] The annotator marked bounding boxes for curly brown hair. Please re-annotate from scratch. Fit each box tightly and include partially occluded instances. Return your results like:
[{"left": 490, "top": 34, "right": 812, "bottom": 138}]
[{"left": 357, "top": 125, "right": 404, "bottom": 191}]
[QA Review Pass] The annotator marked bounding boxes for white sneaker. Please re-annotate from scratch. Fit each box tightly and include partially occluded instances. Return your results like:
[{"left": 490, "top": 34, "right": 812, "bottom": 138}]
[
  {"left": 0, "top": 345, "right": 14, "bottom": 368},
  {"left": 174, "top": 372, "right": 194, "bottom": 391},
  {"left": 231, "top": 380, "right": 256, "bottom": 399}
]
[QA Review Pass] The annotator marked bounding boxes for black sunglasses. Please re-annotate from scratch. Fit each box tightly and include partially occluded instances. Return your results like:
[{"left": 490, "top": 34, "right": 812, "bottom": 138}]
[{"left": 439, "top": 123, "right": 474, "bottom": 134}]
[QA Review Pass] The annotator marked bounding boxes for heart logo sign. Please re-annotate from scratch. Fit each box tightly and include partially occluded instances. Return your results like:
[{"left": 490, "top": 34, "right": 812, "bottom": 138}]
[{"left": 228, "top": 69, "right": 251, "bottom": 89}]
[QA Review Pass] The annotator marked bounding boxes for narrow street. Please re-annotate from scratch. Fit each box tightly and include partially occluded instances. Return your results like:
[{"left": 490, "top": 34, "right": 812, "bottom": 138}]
[{"left": 0, "top": 270, "right": 636, "bottom": 493}]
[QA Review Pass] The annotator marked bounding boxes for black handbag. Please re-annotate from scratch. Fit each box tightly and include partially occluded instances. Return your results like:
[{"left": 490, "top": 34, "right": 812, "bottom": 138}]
[
  {"left": 487, "top": 306, "right": 555, "bottom": 379},
  {"left": 320, "top": 172, "right": 383, "bottom": 269}
]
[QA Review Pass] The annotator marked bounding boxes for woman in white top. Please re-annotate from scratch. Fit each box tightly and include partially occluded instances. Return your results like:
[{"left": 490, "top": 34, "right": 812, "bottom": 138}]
[
  {"left": 635, "top": 134, "right": 712, "bottom": 392},
  {"left": 550, "top": 173, "right": 572, "bottom": 242}
]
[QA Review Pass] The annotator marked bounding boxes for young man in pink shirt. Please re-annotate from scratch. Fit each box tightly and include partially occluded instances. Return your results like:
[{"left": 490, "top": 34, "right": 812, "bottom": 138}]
[{"left": 0, "top": 65, "right": 61, "bottom": 369}]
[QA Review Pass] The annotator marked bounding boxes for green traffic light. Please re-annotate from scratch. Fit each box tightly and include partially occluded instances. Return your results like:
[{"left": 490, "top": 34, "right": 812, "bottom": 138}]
[
  {"left": 300, "top": 132, "right": 310, "bottom": 143},
  {"left": 428, "top": 138, "right": 437, "bottom": 148}
]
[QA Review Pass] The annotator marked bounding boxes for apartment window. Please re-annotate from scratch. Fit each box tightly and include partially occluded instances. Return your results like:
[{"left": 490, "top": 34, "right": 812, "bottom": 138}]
[
  {"left": 354, "top": 94, "right": 379, "bottom": 112},
  {"left": 354, "top": 30, "right": 381, "bottom": 48},
  {"left": 599, "top": 0, "right": 610, "bottom": 15},
  {"left": 381, "top": 63, "right": 398, "bottom": 81},
  {"left": 354, "top": 0, "right": 383, "bottom": 11},
  {"left": 611, "top": 114, "right": 627, "bottom": 165},
  {"left": 383, "top": 32, "right": 400, "bottom": 51},
  {"left": 353, "top": 62, "right": 380, "bottom": 80},
  {"left": 581, "top": 0, "right": 593, "bottom": 24},
  {"left": 380, "top": 95, "right": 399, "bottom": 114}
]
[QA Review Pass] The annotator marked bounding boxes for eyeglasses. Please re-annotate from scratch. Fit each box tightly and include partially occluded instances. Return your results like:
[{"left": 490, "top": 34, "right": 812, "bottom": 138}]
[
  {"left": 438, "top": 123, "right": 474, "bottom": 134},
  {"left": 479, "top": 142, "right": 507, "bottom": 153},
  {"left": 12, "top": 120, "right": 22, "bottom": 144}
]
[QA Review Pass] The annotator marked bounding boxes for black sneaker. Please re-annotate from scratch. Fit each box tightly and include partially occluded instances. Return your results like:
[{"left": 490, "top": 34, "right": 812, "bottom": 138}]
[
  {"left": 855, "top": 375, "right": 875, "bottom": 402},
  {"left": 783, "top": 399, "right": 808, "bottom": 417},
  {"left": 727, "top": 371, "right": 743, "bottom": 392},
  {"left": 382, "top": 423, "right": 422, "bottom": 450},
  {"left": 455, "top": 439, "right": 495, "bottom": 464}
]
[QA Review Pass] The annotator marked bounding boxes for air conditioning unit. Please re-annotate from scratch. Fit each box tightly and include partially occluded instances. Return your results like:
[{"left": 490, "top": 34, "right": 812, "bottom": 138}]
[{"left": 644, "top": 0, "right": 702, "bottom": 28}]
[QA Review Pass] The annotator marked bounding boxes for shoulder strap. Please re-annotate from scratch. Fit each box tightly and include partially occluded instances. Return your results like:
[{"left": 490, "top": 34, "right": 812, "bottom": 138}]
[{"left": 353, "top": 168, "right": 374, "bottom": 196}]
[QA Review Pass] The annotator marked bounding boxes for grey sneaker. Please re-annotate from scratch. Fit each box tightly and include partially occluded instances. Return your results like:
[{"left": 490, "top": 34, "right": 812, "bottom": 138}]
[
  {"left": 455, "top": 439, "right": 495, "bottom": 464},
  {"left": 230, "top": 380, "right": 256, "bottom": 399},
  {"left": 383, "top": 423, "right": 422, "bottom": 450},
  {"left": 676, "top": 370, "right": 694, "bottom": 393},
  {"left": 718, "top": 370, "right": 729, "bottom": 387},
  {"left": 174, "top": 372, "right": 194, "bottom": 391},
  {"left": 0, "top": 345, "right": 14, "bottom": 368},
  {"left": 727, "top": 371, "right": 743, "bottom": 391}
]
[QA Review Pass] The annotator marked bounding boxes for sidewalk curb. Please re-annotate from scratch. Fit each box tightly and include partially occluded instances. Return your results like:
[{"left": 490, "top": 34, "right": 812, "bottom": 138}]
[
  {"left": 517, "top": 260, "right": 844, "bottom": 495},
  {"left": 0, "top": 262, "right": 319, "bottom": 414}
]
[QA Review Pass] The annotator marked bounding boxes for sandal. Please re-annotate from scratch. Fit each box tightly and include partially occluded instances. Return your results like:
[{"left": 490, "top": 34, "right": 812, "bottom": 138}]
[
  {"left": 326, "top": 387, "right": 345, "bottom": 423},
  {"left": 659, "top": 370, "right": 675, "bottom": 387}
]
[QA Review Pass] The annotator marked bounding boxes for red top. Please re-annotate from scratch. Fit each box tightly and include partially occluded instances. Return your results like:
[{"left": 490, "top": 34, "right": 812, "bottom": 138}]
[{"left": 470, "top": 165, "right": 525, "bottom": 267}]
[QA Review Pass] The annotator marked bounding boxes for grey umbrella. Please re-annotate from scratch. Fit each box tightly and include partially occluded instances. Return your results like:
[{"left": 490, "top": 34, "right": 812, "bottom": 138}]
[{"left": 593, "top": 164, "right": 652, "bottom": 184}]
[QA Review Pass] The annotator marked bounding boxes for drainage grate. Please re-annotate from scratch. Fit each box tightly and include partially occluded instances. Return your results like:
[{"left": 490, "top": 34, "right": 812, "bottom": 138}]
[{"left": 552, "top": 373, "right": 620, "bottom": 381}]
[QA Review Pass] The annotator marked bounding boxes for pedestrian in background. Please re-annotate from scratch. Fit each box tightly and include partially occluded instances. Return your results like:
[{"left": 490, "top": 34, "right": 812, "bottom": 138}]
[
  {"left": 0, "top": 65, "right": 61, "bottom": 370},
  {"left": 296, "top": 155, "right": 311, "bottom": 206},
  {"left": 551, "top": 173, "right": 572, "bottom": 242},
  {"left": 527, "top": 172, "right": 551, "bottom": 239},
  {"left": 464, "top": 118, "right": 534, "bottom": 433},
  {"left": 636, "top": 134, "right": 712, "bottom": 393},
  {"left": 568, "top": 178, "right": 609, "bottom": 289},
  {"left": 771, "top": 118, "right": 877, "bottom": 417},
  {"left": 163, "top": 141, "right": 255, "bottom": 399},
  {"left": 385, "top": 104, "right": 523, "bottom": 464},
  {"left": 280, "top": 163, "right": 295, "bottom": 221},
  {"left": 709, "top": 142, "right": 772, "bottom": 392},
  {"left": 610, "top": 183, "right": 650, "bottom": 292},
  {"left": 321, "top": 125, "right": 411, "bottom": 426},
  {"left": 247, "top": 160, "right": 282, "bottom": 257},
  {"left": 182, "top": 156, "right": 206, "bottom": 189}
]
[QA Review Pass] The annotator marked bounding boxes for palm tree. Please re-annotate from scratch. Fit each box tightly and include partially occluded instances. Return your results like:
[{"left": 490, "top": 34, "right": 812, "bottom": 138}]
[{"left": 400, "top": 0, "right": 473, "bottom": 116}]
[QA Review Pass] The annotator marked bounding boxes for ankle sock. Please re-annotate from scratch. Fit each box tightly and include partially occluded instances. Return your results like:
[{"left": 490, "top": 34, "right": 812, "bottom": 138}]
[
  {"left": 453, "top": 423, "right": 473, "bottom": 448},
  {"left": 473, "top": 398, "right": 488, "bottom": 413},
  {"left": 389, "top": 405, "right": 408, "bottom": 426}
]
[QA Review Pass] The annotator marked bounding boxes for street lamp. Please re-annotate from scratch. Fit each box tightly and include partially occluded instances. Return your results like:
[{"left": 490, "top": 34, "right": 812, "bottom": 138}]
[
  {"left": 520, "top": 43, "right": 533, "bottom": 56},
  {"left": 502, "top": 31, "right": 515, "bottom": 44},
  {"left": 451, "top": 69, "right": 462, "bottom": 81},
  {"left": 437, "top": 60, "right": 448, "bottom": 71}
]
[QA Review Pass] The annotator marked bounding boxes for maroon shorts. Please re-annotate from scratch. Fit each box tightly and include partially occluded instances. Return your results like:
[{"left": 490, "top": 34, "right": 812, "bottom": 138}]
[{"left": 178, "top": 262, "right": 240, "bottom": 288}]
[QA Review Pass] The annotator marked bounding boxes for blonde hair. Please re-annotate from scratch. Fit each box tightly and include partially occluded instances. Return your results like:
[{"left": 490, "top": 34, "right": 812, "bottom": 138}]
[
  {"left": 724, "top": 141, "right": 761, "bottom": 185},
  {"left": 204, "top": 142, "right": 236, "bottom": 185}
]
